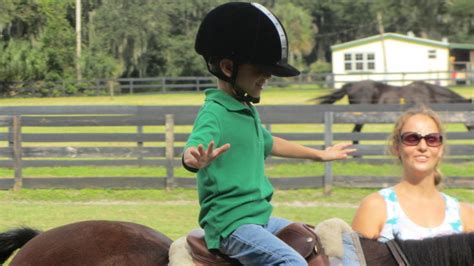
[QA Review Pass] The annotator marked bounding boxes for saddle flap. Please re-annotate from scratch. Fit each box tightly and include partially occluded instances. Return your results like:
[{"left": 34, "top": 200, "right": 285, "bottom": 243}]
[
  {"left": 186, "top": 229, "right": 239, "bottom": 265},
  {"left": 276, "top": 223, "right": 323, "bottom": 258}
]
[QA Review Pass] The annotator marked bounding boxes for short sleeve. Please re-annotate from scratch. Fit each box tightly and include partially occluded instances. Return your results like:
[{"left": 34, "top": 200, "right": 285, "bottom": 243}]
[{"left": 184, "top": 111, "right": 221, "bottom": 151}]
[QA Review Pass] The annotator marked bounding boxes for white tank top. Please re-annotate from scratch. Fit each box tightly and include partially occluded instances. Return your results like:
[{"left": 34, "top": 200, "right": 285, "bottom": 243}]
[{"left": 378, "top": 187, "right": 463, "bottom": 241}]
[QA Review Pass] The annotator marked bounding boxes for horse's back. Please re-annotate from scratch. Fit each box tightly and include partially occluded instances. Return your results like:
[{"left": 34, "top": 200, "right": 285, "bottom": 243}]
[
  {"left": 11, "top": 220, "right": 173, "bottom": 266},
  {"left": 406, "top": 81, "right": 470, "bottom": 103}
]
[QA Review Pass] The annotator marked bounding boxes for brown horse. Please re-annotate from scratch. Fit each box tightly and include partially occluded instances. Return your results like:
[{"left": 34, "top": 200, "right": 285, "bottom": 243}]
[
  {"left": 314, "top": 80, "right": 473, "bottom": 145},
  {"left": 0, "top": 220, "right": 172, "bottom": 265},
  {"left": 1, "top": 219, "right": 473, "bottom": 266},
  {"left": 316, "top": 80, "right": 471, "bottom": 105}
]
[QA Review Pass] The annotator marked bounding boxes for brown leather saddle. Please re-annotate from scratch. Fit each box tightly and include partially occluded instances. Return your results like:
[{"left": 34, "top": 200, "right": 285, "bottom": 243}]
[
  {"left": 186, "top": 222, "right": 329, "bottom": 265},
  {"left": 359, "top": 237, "right": 410, "bottom": 266}
]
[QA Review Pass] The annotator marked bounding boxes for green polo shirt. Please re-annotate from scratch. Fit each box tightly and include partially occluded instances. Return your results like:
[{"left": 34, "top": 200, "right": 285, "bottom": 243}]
[{"left": 185, "top": 89, "right": 274, "bottom": 249}]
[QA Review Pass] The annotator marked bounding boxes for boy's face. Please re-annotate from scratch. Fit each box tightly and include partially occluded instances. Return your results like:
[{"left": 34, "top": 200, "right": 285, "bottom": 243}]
[{"left": 235, "top": 64, "right": 272, "bottom": 98}]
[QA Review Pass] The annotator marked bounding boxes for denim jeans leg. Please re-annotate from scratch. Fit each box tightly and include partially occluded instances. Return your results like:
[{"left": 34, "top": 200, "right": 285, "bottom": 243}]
[
  {"left": 219, "top": 222, "right": 306, "bottom": 266},
  {"left": 265, "top": 217, "right": 293, "bottom": 234}
]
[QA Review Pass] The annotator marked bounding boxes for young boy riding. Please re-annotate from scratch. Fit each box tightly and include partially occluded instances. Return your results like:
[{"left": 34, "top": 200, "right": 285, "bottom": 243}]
[{"left": 182, "top": 2, "right": 355, "bottom": 265}]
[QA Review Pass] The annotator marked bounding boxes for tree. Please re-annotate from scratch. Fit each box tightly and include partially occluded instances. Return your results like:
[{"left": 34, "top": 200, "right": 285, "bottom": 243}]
[
  {"left": 286, "top": 0, "right": 377, "bottom": 64},
  {"left": 0, "top": 40, "right": 47, "bottom": 95},
  {"left": 164, "top": 0, "right": 225, "bottom": 76},
  {"left": 445, "top": 0, "right": 474, "bottom": 42},
  {"left": 371, "top": 0, "right": 448, "bottom": 39},
  {"left": 272, "top": 2, "right": 316, "bottom": 71},
  {"left": 39, "top": 0, "right": 76, "bottom": 80},
  {"left": 91, "top": 0, "right": 172, "bottom": 77}
]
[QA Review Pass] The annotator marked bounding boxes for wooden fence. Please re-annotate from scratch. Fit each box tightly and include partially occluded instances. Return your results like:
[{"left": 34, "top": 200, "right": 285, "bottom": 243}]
[{"left": 0, "top": 103, "right": 473, "bottom": 192}]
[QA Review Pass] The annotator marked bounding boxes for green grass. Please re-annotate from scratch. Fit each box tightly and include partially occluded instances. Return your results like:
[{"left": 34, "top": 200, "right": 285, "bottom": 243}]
[
  {"left": 0, "top": 161, "right": 473, "bottom": 179},
  {"left": 0, "top": 187, "right": 471, "bottom": 240}
]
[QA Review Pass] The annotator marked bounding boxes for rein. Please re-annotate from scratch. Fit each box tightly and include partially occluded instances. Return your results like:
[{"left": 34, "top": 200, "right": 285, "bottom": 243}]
[{"left": 386, "top": 240, "right": 410, "bottom": 266}]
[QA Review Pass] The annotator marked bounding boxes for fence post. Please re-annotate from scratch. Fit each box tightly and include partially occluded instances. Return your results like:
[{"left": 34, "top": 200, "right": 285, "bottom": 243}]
[
  {"left": 165, "top": 114, "right": 175, "bottom": 190},
  {"left": 130, "top": 79, "right": 134, "bottom": 94},
  {"left": 162, "top": 77, "right": 167, "bottom": 92},
  {"left": 137, "top": 124, "right": 143, "bottom": 166},
  {"left": 12, "top": 116, "right": 23, "bottom": 191},
  {"left": 323, "top": 111, "right": 333, "bottom": 195}
]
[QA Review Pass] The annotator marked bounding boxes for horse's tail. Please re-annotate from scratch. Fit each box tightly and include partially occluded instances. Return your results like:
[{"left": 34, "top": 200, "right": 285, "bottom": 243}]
[
  {"left": 0, "top": 227, "right": 40, "bottom": 263},
  {"left": 313, "top": 83, "right": 350, "bottom": 104}
]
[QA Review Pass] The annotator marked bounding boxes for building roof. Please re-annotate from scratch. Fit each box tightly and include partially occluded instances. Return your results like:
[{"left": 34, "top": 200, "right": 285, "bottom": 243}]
[
  {"left": 331, "top": 33, "right": 474, "bottom": 51},
  {"left": 449, "top": 42, "right": 474, "bottom": 50}
]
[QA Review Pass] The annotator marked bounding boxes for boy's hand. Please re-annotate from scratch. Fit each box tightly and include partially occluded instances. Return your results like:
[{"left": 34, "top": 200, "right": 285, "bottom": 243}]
[
  {"left": 183, "top": 141, "right": 231, "bottom": 169},
  {"left": 321, "top": 142, "right": 356, "bottom": 161}
]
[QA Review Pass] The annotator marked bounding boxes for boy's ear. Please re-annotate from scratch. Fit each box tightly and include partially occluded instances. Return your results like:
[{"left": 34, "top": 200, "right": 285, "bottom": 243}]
[{"left": 219, "top": 59, "right": 233, "bottom": 78}]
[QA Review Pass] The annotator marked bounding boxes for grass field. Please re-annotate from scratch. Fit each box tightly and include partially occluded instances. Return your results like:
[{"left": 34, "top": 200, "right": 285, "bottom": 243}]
[
  {"left": 1, "top": 187, "right": 472, "bottom": 240},
  {"left": 0, "top": 85, "right": 472, "bottom": 248},
  {"left": 1, "top": 161, "right": 473, "bottom": 179}
]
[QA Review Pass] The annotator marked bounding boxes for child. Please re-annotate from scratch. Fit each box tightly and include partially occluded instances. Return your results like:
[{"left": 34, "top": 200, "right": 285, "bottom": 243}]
[{"left": 182, "top": 2, "right": 356, "bottom": 265}]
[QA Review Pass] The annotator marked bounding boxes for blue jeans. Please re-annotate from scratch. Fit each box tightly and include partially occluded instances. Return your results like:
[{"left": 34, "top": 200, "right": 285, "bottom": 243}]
[{"left": 219, "top": 217, "right": 307, "bottom": 266}]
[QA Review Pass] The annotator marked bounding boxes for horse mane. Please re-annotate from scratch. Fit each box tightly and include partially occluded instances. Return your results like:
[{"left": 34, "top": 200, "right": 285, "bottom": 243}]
[
  {"left": 396, "top": 232, "right": 474, "bottom": 266},
  {"left": 0, "top": 227, "right": 40, "bottom": 264}
]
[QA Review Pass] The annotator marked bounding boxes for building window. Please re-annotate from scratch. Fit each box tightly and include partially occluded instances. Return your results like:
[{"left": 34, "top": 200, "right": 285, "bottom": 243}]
[
  {"left": 367, "top": 62, "right": 375, "bottom": 70},
  {"left": 428, "top": 50, "right": 436, "bottom": 59},
  {"left": 344, "top": 52, "right": 375, "bottom": 72},
  {"left": 366, "top": 53, "right": 375, "bottom": 70}
]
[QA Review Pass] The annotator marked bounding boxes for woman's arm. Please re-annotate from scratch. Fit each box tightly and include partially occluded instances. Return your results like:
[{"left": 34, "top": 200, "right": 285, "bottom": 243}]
[
  {"left": 460, "top": 202, "right": 474, "bottom": 232},
  {"left": 352, "top": 193, "right": 387, "bottom": 239},
  {"left": 271, "top": 136, "right": 356, "bottom": 162}
]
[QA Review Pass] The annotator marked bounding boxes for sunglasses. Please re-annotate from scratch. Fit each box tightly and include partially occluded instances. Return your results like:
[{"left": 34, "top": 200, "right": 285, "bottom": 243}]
[{"left": 400, "top": 132, "right": 443, "bottom": 147}]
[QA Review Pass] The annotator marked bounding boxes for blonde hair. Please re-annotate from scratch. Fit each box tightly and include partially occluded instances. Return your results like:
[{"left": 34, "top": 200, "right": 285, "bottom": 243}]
[{"left": 387, "top": 106, "right": 446, "bottom": 186}]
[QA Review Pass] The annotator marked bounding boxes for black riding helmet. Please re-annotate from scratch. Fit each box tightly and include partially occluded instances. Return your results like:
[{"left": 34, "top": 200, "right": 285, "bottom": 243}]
[{"left": 195, "top": 2, "right": 300, "bottom": 103}]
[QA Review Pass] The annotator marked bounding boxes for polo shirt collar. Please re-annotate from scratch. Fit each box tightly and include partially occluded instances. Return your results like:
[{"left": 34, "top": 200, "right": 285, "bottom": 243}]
[{"left": 205, "top": 89, "right": 250, "bottom": 112}]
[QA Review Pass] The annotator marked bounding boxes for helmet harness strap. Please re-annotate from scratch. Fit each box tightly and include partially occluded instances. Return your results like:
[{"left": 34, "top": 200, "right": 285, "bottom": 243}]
[
  {"left": 229, "top": 61, "right": 261, "bottom": 104},
  {"left": 206, "top": 57, "right": 260, "bottom": 104}
]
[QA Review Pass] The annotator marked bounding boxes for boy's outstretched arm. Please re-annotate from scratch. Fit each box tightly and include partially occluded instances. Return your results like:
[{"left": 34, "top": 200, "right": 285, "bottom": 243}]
[
  {"left": 271, "top": 136, "right": 356, "bottom": 162},
  {"left": 182, "top": 140, "right": 231, "bottom": 172}
]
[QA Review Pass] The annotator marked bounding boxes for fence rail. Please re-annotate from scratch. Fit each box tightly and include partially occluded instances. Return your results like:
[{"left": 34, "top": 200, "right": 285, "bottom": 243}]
[{"left": 0, "top": 103, "right": 473, "bottom": 191}]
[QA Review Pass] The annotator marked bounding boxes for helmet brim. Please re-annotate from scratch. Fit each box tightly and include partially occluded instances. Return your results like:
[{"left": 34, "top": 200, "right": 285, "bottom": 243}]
[{"left": 259, "top": 62, "right": 300, "bottom": 77}]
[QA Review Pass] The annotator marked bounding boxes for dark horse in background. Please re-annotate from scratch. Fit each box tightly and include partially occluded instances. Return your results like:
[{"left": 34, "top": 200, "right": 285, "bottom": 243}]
[
  {"left": 0, "top": 220, "right": 473, "bottom": 266},
  {"left": 314, "top": 80, "right": 473, "bottom": 145}
]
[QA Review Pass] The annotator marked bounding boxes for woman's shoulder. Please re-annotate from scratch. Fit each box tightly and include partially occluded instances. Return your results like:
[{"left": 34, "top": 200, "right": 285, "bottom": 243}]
[
  {"left": 360, "top": 191, "right": 387, "bottom": 209},
  {"left": 459, "top": 202, "right": 474, "bottom": 232},
  {"left": 352, "top": 192, "right": 387, "bottom": 238}
]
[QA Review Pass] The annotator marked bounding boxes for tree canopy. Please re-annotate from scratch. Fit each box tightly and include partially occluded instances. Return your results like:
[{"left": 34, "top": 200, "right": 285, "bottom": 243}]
[{"left": 0, "top": 0, "right": 472, "bottom": 95}]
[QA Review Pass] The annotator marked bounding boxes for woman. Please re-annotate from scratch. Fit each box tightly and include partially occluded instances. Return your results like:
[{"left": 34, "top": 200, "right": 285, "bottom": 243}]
[{"left": 352, "top": 107, "right": 473, "bottom": 241}]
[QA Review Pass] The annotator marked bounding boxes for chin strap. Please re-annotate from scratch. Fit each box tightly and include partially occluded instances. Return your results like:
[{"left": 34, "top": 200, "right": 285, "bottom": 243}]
[
  {"left": 233, "top": 87, "right": 260, "bottom": 104},
  {"left": 206, "top": 58, "right": 260, "bottom": 104}
]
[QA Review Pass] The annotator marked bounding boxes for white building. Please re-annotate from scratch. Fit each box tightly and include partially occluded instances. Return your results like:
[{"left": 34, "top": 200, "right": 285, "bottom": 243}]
[{"left": 331, "top": 33, "right": 474, "bottom": 87}]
